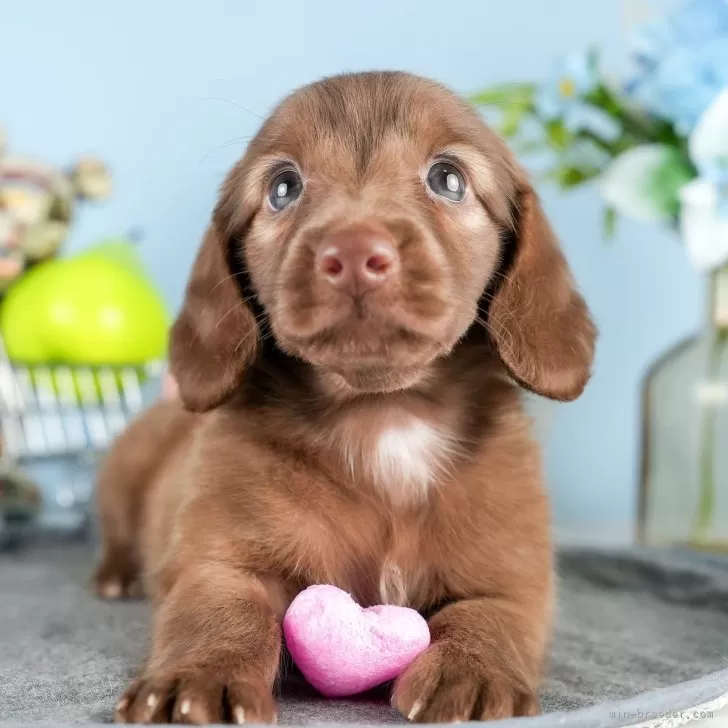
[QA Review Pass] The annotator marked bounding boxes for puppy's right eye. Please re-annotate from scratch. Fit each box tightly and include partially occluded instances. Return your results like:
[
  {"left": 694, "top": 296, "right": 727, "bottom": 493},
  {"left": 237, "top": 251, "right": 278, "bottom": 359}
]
[
  {"left": 268, "top": 169, "right": 303, "bottom": 211},
  {"left": 426, "top": 161, "right": 466, "bottom": 202}
]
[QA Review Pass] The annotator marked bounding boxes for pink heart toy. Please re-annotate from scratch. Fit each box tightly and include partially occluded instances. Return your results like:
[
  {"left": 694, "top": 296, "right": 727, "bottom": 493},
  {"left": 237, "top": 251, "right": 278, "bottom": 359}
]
[{"left": 283, "top": 584, "right": 431, "bottom": 698}]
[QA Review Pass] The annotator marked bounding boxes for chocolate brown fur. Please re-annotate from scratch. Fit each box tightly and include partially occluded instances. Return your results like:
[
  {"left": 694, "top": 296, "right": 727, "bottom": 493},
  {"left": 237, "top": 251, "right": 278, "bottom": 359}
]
[{"left": 94, "top": 71, "right": 595, "bottom": 724}]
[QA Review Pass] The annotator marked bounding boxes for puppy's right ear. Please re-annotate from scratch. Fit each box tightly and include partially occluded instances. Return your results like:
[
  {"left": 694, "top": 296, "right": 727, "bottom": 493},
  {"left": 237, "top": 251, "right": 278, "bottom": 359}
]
[{"left": 169, "top": 221, "right": 259, "bottom": 412}]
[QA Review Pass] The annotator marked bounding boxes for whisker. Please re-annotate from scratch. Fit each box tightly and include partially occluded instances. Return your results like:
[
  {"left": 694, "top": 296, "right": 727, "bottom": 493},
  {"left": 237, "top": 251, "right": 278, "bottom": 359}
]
[
  {"left": 211, "top": 271, "right": 249, "bottom": 293},
  {"left": 196, "top": 97, "right": 266, "bottom": 121},
  {"left": 234, "top": 327, "right": 261, "bottom": 353},
  {"left": 214, "top": 300, "right": 249, "bottom": 328},
  {"left": 199, "top": 136, "right": 254, "bottom": 165}
]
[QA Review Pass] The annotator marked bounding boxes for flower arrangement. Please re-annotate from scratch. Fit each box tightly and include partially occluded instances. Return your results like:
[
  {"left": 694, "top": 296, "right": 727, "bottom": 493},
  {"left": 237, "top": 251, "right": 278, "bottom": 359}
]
[
  {"left": 0, "top": 124, "right": 112, "bottom": 290},
  {"left": 471, "top": 0, "right": 728, "bottom": 272}
]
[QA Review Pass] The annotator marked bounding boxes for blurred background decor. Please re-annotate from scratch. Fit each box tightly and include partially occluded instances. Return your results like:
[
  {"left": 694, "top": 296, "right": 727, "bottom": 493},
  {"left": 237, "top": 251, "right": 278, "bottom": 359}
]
[
  {"left": 0, "top": 125, "right": 111, "bottom": 288},
  {"left": 0, "top": 459, "right": 42, "bottom": 550},
  {"left": 473, "top": 0, "right": 728, "bottom": 550},
  {"left": 0, "top": 126, "right": 169, "bottom": 541},
  {"left": 6, "top": 0, "right": 726, "bottom": 547}
]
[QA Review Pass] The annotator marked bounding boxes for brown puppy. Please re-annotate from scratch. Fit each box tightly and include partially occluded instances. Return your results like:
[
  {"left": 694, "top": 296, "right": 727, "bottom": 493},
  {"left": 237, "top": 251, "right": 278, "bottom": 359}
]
[{"left": 94, "top": 71, "right": 595, "bottom": 724}]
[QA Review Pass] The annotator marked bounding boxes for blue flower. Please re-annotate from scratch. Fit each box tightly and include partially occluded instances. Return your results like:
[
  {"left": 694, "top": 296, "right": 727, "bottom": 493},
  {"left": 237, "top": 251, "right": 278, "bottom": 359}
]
[
  {"left": 631, "top": 17, "right": 678, "bottom": 72},
  {"left": 627, "top": 0, "right": 728, "bottom": 130},
  {"left": 632, "top": 0, "right": 728, "bottom": 70},
  {"left": 633, "top": 39, "right": 728, "bottom": 131},
  {"left": 536, "top": 53, "right": 622, "bottom": 142}
]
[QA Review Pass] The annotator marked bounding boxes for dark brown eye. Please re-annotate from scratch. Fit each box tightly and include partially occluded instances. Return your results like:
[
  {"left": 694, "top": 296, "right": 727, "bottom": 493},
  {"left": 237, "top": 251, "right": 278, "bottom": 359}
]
[
  {"left": 268, "top": 169, "right": 303, "bottom": 211},
  {"left": 427, "top": 161, "right": 466, "bottom": 202}
]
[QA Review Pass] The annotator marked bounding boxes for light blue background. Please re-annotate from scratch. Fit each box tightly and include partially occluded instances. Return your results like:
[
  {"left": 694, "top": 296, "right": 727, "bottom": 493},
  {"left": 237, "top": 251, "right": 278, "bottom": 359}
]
[{"left": 2, "top": 0, "right": 702, "bottom": 541}]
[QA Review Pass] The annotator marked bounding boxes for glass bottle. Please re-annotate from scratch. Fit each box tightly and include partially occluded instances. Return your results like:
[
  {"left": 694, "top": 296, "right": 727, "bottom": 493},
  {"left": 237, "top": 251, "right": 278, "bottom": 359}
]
[{"left": 639, "top": 263, "right": 728, "bottom": 549}]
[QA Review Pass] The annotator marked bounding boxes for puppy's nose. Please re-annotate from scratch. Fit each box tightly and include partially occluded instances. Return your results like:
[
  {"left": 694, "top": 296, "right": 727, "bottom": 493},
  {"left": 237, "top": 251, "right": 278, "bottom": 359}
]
[{"left": 316, "top": 225, "right": 399, "bottom": 295}]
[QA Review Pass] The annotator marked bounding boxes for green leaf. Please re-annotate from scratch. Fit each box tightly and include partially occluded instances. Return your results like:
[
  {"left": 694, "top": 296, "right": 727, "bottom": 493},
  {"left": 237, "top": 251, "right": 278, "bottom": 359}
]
[
  {"left": 545, "top": 120, "right": 572, "bottom": 149},
  {"left": 598, "top": 144, "right": 695, "bottom": 224},
  {"left": 499, "top": 104, "right": 531, "bottom": 137},
  {"left": 603, "top": 207, "right": 617, "bottom": 240},
  {"left": 543, "top": 164, "right": 601, "bottom": 189},
  {"left": 587, "top": 45, "right": 600, "bottom": 71},
  {"left": 511, "top": 139, "right": 548, "bottom": 155},
  {"left": 587, "top": 83, "right": 623, "bottom": 118},
  {"left": 469, "top": 83, "right": 536, "bottom": 109},
  {"left": 562, "top": 137, "right": 614, "bottom": 169},
  {"left": 589, "top": 85, "right": 684, "bottom": 149}
]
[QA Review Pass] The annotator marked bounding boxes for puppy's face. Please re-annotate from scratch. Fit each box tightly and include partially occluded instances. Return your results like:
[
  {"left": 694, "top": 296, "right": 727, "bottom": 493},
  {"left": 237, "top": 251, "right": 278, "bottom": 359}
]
[
  {"left": 233, "top": 75, "right": 514, "bottom": 392},
  {"left": 171, "top": 72, "right": 596, "bottom": 411}
]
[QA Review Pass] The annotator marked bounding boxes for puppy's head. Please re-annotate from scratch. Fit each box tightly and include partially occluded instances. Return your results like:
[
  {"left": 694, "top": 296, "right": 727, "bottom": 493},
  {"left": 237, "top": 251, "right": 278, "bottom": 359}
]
[{"left": 170, "top": 71, "right": 596, "bottom": 411}]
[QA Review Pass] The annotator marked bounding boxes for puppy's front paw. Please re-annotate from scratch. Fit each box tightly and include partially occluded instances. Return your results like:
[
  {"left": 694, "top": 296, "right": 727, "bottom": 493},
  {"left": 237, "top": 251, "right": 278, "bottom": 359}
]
[
  {"left": 392, "top": 642, "right": 539, "bottom": 723},
  {"left": 92, "top": 551, "right": 143, "bottom": 600},
  {"left": 114, "top": 671, "right": 277, "bottom": 724}
]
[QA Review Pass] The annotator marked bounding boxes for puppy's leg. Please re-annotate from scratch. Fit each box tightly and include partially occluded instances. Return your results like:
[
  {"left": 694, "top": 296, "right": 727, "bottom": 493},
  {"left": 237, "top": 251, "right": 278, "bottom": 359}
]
[
  {"left": 92, "top": 451, "right": 146, "bottom": 600},
  {"left": 93, "top": 450, "right": 147, "bottom": 600},
  {"left": 115, "top": 564, "right": 281, "bottom": 725},
  {"left": 392, "top": 596, "right": 547, "bottom": 722},
  {"left": 93, "top": 400, "right": 193, "bottom": 600}
]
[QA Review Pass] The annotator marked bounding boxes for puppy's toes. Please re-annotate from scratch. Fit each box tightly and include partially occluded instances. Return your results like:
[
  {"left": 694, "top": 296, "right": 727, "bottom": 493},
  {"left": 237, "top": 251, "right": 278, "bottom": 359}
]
[
  {"left": 113, "top": 680, "right": 140, "bottom": 723},
  {"left": 96, "top": 578, "right": 124, "bottom": 600},
  {"left": 392, "top": 645, "right": 445, "bottom": 722},
  {"left": 392, "top": 642, "right": 539, "bottom": 723},
  {"left": 116, "top": 671, "right": 277, "bottom": 725},
  {"left": 172, "top": 676, "right": 225, "bottom": 724},
  {"left": 113, "top": 678, "right": 176, "bottom": 724},
  {"left": 94, "top": 575, "right": 144, "bottom": 600},
  {"left": 92, "top": 550, "right": 143, "bottom": 600},
  {"left": 226, "top": 679, "right": 278, "bottom": 724}
]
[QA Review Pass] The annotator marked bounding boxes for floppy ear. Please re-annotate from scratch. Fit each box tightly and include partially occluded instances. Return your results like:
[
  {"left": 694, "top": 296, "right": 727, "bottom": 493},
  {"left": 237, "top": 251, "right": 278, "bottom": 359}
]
[
  {"left": 169, "top": 219, "right": 260, "bottom": 412},
  {"left": 488, "top": 185, "right": 596, "bottom": 402}
]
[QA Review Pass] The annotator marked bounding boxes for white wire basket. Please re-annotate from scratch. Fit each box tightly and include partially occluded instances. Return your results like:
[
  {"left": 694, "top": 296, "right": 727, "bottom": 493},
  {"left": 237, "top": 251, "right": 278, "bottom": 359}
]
[
  {"left": 0, "top": 343, "right": 163, "bottom": 461},
  {"left": 0, "top": 335, "right": 163, "bottom": 532}
]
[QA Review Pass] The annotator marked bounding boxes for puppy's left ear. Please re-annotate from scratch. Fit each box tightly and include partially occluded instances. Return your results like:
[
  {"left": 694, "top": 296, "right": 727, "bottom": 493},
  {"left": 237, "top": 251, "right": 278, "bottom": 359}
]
[
  {"left": 168, "top": 218, "right": 260, "bottom": 412},
  {"left": 488, "top": 184, "right": 596, "bottom": 401},
  {"left": 169, "top": 160, "right": 261, "bottom": 412}
]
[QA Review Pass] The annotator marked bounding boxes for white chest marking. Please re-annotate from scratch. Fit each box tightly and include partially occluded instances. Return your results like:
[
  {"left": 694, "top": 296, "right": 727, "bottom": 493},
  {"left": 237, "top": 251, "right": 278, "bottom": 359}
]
[
  {"left": 361, "top": 418, "right": 456, "bottom": 504},
  {"left": 336, "top": 414, "right": 457, "bottom": 502},
  {"left": 373, "top": 421, "right": 440, "bottom": 496}
]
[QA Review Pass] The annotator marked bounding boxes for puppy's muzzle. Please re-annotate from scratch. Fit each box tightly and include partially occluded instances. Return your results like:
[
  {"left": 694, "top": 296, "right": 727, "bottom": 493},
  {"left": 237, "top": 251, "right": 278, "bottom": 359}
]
[{"left": 315, "top": 222, "right": 400, "bottom": 298}]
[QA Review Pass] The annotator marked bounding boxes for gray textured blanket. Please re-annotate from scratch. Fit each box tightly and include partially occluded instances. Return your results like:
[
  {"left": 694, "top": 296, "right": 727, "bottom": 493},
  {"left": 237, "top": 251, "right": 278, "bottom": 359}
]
[{"left": 2, "top": 542, "right": 728, "bottom": 727}]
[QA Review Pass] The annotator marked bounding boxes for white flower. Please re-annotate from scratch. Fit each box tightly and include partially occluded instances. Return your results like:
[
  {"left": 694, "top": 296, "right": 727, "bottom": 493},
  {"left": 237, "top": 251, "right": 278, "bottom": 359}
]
[
  {"left": 680, "top": 178, "right": 728, "bottom": 271},
  {"left": 598, "top": 145, "right": 692, "bottom": 224},
  {"left": 680, "top": 87, "right": 728, "bottom": 271}
]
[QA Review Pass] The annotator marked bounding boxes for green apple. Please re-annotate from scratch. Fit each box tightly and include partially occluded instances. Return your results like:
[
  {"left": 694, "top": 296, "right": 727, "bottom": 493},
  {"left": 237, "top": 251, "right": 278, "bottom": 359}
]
[
  {"left": 0, "top": 240, "right": 169, "bottom": 366},
  {"left": 77, "top": 237, "right": 148, "bottom": 276}
]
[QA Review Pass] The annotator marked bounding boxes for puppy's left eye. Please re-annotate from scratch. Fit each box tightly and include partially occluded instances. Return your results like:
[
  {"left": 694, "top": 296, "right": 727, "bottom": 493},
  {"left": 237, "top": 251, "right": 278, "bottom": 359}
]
[
  {"left": 427, "top": 162, "right": 466, "bottom": 202},
  {"left": 268, "top": 169, "right": 303, "bottom": 211}
]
